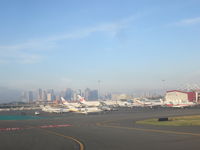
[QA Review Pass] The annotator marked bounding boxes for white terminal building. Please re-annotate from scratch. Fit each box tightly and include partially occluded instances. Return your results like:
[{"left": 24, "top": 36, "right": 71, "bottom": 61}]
[{"left": 165, "top": 90, "right": 200, "bottom": 105}]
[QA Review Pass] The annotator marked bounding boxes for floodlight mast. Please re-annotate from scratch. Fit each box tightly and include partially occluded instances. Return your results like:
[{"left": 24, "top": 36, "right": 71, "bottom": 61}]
[{"left": 98, "top": 80, "right": 101, "bottom": 100}]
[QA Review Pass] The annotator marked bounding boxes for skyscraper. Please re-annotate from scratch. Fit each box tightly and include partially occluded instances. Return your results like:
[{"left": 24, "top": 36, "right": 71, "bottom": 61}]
[
  {"left": 28, "top": 91, "right": 34, "bottom": 103},
  {"left": 37, "top": 88, "right": 43, "bottom": 101},
  {"left": 42, "top": 90, "right": 47, "bottom": 101},
  {"left": 76, "top": 89, "right": 82, "bottom": 96},
  {"left": 21, "top": 91, "right": 28, "bottom": 102},
  {"left": 84, "top": 88, "right": 90, "bottom": 100},
  {"left": 47, "top": 89, "right": 55, "bottom": 101},
  {"left": 73, "top": 89, "right": 82, "bottom": 101},
  {"left": 47, "top": 93, "right": 53, "bottom": 101},
  {"left": 65, "top": 88, "right": 73, "bottom": 101},
  {"left": 84, "top": 88, "right": 98, "bottom": 101},
  {"left": 90, "top": 90, "right": 98, "bottom": 101}
]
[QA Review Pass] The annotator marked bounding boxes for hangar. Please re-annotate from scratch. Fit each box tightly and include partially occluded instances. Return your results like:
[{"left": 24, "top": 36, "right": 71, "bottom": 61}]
[{"left": 165, "top": 90, "right": 197, "bottom": 105}]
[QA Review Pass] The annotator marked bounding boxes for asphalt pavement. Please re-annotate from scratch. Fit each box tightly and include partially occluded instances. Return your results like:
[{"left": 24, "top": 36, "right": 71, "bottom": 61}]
[{"left": 1, "top": 107, "right": 200, "bottom": 150}]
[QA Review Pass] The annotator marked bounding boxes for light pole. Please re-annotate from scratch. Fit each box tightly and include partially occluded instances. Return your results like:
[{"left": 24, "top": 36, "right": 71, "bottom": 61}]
[
  {"left": 98, "top": 80, "right": 101, "bottom": 100},
  {"left": 162, "top": 79, "right": 166, "bottom": 99}
]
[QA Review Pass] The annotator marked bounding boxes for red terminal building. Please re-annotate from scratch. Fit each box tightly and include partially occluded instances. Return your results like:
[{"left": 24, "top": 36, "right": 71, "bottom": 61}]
[{"left": 165, "top": 90, "right": 199, "bottom": 104}]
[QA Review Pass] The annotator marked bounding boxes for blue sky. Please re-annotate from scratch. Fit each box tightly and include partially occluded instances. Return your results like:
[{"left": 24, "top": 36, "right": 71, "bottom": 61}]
[{"left": 0, "top": 0, "right": 200, "bottom": 92}]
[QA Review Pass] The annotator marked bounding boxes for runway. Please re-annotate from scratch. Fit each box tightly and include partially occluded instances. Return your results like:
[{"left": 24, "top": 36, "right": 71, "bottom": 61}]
[{"left": 1, "top": 107, "right": 200, "bottom": 150}]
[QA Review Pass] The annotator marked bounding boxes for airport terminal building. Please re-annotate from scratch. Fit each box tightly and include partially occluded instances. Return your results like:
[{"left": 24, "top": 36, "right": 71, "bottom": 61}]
[{"left": 165, "top": 90, "right": 200, "bottom": 104}]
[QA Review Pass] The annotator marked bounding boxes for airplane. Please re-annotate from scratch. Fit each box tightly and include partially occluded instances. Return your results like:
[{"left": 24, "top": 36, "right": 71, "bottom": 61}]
[
  {"left": 60, "top": 100, "right": 79, "bottom": 112},
  {"left": 61, "top": 97, "right": 89, "bottom": 112},
  {"left": 77, "top": 95, "right": 101, "bottom": 107},
  {"left": 99, "top": 105, "right": 112, "bottom": 111},
  {"left": 74, "top": 106, "right": 103, "bottom": 114},
  {"left": 40, "top": 105, "right": 66, "bottom": 113},
  {"left": 100, "top": 100, "right": 119, "bottom": 108},
  {"left": 134, "top": 99, "right": 164, "bottom": 107},
  {"left": 61, "top": 97, "right": 81, "bottom": 108},
  {"left": 61, "top": 96, "right": 111, "bottom": 114},
  {"left": 100, "top": 99, "right": 141, "bottom": 108},
  {"left": 165, "top": 102, "right": 196, "bottom": 108},
  {"left": 76, "top": 95, "right": 109, "bottom": 113}
]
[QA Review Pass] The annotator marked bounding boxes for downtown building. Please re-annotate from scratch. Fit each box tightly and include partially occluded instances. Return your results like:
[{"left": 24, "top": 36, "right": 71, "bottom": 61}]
[
  {"left": 64, "top": 88, "right": 73, "bottom": 101},
  {"left": 84, "top": 88, "right": 98, "bottom": 101},
  {"left": 28, "top": 91, "right": 34, "bottom": 103},
  {"left": 47, "top": 89, "right": 55, "bottom": 101}
]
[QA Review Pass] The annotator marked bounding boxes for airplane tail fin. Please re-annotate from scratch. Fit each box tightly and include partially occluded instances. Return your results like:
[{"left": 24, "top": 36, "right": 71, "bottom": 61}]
[
  {"left": 77, "top": 95, "right": 86, "bottom": 103},
  {"left": 61, "top": 97, "right": 69, "bottom": 105}
]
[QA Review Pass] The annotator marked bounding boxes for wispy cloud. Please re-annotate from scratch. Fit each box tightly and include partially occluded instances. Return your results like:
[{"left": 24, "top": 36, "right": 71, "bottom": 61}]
[
  {"left": 0, "top": 53, "right": 42, "bottom": 64},
  {"left": 172, "top": 17, "right": 200, "bottom": 26},
  {"left": 0, "top": 15, "right": 138, "bottom": 64},
  {"left": 40, "top": 16, "right": 136, "bottom": 42},
  {"left": 17, "top": 54, "right": 42, "bottom": 64}
]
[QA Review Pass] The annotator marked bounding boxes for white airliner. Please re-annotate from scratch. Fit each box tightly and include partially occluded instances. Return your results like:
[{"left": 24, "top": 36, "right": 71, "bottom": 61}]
[
  {"left": 165, "top": 102, "right": 196, "bottom": 108},
  {"left": 62, "top": 96, "right": 104, "bottom": 114},
  {"left": 40, "top": 105, "right": 67, "bottom": 113},
  {"left": 77, "top": 95, "right": 101, "bottom": 107},
  {"left": 61, "top": 97, "right": 81, "bottom": 107},
  {"left": 75, "top": 107, "right": 103, "bottom": 114},
  {"left": 100, "top": 100, "right": 118, "bottom": 107},
  {"left": 134, "top": 99, "right": 164, "bottom": 107},
  {"left": 60, "top": 98, "right": 81, "bottom": 112}
]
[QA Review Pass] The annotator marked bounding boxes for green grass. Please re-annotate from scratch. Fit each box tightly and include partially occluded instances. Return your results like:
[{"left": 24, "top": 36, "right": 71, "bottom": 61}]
[{"left": 136, "top": 115, "right": 200, "bottom": 126}]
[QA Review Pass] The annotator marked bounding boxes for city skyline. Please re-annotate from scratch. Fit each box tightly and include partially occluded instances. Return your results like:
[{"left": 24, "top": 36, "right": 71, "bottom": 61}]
[
  {"left": 21, "top": 87, "right": 107, "bottom": 102},
  {"left": 0, "top": 1, "right": 200, "bottom": 92}
]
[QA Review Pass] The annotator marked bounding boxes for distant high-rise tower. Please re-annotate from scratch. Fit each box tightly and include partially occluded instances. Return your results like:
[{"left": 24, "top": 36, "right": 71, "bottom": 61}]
[
  {"left": 65, "top": 88, "right": 73, "bottom": 101},
  {"left": 76, "top": 89, "right": 82, "bottom": 96},
  {"left": 84, "top": 88, "right": 91, "bottom": 100},
  {"left": 90, "top": 90, "right": 98, "bottom": 101},
  {"left": 42, "top": 90, "right": 47, "bottom": 101},
  {"left": 47, "top": 93, "right": 52, "bottom": 101},
  {"left": 83, "top": 88, "right": 98, "bottom": 101},
  {"left": 21, "top": 91, "right": 28, "bottom": 102},
  {"left": 47, "top": 89, "right": 55, "bottom": 101},
  {"left": 72, "top": 89, "right": 82, "bottom": 101},
  {"left": 28, "top": 91, "right": 34, "bottom": 103},
  {"left": 37, "top": 88, "right": 43, "bottom": 101}
]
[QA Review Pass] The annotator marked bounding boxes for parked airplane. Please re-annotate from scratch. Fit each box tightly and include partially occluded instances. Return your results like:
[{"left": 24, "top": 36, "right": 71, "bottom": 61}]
[
  {"left": 165, "top": 102, "right": 196, "bottom": 108},
  {"left": 61, "top": 95, "right": 116, "bottom": 114},
  {"left": 61, "top": 97, "right": 102, "bottom": 113},
  {"left": 77, "top": 95, "right": 101, "bottom": 107},
  {"left": 61, "top": 97, "right": 81, "bottom": 108},
  {"left": 74, "top": 107, "right": 103, "bottom": 114},
  {"left": 134, "top": 99, "right": 164, "bottom": 107},
  {"left": 99, "top": 105, "right": 112, "bottom": 111},
  {"left": 100, "top": 100, "right": 118, "bottom": 107},
  {"left": 40, "top": 105, "right": 67, "bottom": 113}
]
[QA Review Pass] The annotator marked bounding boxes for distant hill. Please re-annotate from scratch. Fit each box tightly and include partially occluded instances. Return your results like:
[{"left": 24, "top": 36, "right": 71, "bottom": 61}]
[{"left": 0, "top": 87, "right": 22, "bottom": 103}]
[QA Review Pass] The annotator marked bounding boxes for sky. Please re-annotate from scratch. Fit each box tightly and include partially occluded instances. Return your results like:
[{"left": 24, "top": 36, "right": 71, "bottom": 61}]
[{"left": 0, "top": 0, "right": 200, "bottom": 92}]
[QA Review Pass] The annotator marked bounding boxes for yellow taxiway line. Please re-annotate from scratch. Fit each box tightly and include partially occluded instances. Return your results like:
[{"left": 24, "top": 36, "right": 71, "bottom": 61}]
[{"left": 42, "top": 129, "right": 84, "bottom": 150}]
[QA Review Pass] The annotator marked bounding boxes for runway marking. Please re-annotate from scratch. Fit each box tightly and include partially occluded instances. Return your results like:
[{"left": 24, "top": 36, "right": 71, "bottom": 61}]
[
  {"left": 97, "top": 120, "right": 200, "bottom": 137},
  {"left": 0, "top": 127, "right": 21, "bottom": 131},
  {"left": 39, "top": 124, "right": 71, "bottom": 128},
  {"left": 0, "top": 124, "right": 72, "bottom": 132},
  {"left": 42, "top": 129, "right": 84, "bottom": 150}
]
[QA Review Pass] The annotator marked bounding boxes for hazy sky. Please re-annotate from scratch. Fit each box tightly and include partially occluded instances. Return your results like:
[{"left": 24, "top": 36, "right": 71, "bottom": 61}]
[{"left": 0, "top": 0, "right": 200, "bottom": 92}]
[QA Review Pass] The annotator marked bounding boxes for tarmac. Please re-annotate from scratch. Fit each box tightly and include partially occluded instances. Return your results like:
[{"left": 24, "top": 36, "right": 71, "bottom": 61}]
[{"left": 1, "top": 107, "right": 200, "bottom": 150}]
